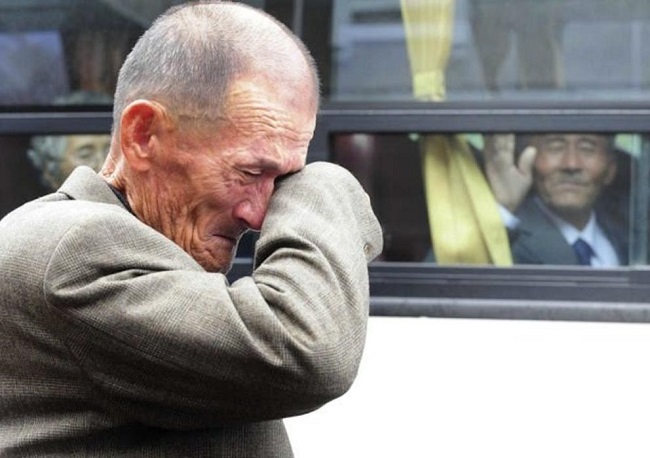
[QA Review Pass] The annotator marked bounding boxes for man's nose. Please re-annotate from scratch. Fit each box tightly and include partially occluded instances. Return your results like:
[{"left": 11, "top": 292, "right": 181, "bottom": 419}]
[
  {"left": 233, "top": 183, "right": 274, "bottom": 231},
  {"left": 560, "top": 149, "right": 583, "bottom": 169}
]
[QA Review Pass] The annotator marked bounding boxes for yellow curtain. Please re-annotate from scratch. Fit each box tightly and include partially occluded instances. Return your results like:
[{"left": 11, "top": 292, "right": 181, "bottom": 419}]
[{"left": 401, "top": 0, "right": 512, "bottom": 265}]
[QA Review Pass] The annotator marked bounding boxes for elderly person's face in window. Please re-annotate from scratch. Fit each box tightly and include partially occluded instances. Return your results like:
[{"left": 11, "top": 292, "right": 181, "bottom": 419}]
[
  {"left": 58, "top": 135, "right": 110, "bottom": 179},
  {"left": 531, "top": 134, "right": 616, "bottom": 226},
  {"left": 28, "top": 134, "right": 111, "bottom": 191}
]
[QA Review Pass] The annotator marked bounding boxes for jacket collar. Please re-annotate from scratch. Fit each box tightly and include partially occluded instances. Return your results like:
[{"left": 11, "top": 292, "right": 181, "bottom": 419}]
[{"left": 58, "top": 166, "right": 127, "bottom": 211}]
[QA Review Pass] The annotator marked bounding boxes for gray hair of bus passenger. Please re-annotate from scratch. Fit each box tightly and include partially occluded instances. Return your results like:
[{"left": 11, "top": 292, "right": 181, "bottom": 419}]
[
  {"left": 112, "top": 1, "right": 320, "bottom": 133},
  {"left": 27, "top": 135, "right": 70, "bottom": 182}
]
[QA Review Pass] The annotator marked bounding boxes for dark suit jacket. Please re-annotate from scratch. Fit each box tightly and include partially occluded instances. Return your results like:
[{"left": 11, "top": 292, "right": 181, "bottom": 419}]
[
  {"left": 510, "top": 197, "right": 628, "bottom": 265},
  {"left": 0, "top": 164, "right": 382, "bottom": 456}
]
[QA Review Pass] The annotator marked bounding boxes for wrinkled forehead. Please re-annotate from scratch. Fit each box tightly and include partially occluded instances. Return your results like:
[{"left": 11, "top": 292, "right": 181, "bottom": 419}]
[
  {"left": 223, "top": 75, "right": 316, "bottom": 133},
  {"left": 534, "top": 133, "right": 612, "bottom": 149}
]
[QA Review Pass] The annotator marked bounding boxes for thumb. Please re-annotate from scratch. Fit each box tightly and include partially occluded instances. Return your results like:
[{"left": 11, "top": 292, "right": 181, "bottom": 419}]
[{"left": 517, "top": 146, "right": 537, "bottom": 178}]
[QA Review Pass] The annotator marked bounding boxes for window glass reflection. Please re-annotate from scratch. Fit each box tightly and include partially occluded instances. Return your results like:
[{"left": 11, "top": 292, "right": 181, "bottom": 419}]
[
  {"left": 0, "top": 31, "right": 69, "bottom": 105},
  {"left": 0, "top": 1, "right": 183, "bottom": 107},
  {"left": 5, "top": 1, "right": 650, "bottom": 105},
  {"left": 326, "top": 0, "right": 650, "bottom": 102},
  {"left": 333, "top": 132, "right": 641, "bottom": 267},
  {"left": 0, "top": 1, "right": 277, "bottom": 108}
]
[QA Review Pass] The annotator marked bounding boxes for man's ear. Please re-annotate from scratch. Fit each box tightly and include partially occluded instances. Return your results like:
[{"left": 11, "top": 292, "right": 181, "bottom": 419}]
[{"left": 119, "top": 100, "right": 168, "bottom": 172}]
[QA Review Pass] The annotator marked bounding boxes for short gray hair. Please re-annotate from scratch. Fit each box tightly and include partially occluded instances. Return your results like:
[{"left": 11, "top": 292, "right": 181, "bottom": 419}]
[{"left": 113, "top": 1, "right": 320, "bottom": 129}]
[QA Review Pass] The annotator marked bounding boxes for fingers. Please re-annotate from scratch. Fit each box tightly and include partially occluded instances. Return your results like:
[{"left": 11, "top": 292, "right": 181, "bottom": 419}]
[
  {"left": 492, "top": 134, "right": 515, "bottom": 157},
  {"left": 517, "top": 145, "right": 537, "bottom": 176},
  {"left": 483, "top": 134, "right": 534, "bottom": 213},
  {"left": 484, "top": 134, "right": 515, "bottom": 162}
]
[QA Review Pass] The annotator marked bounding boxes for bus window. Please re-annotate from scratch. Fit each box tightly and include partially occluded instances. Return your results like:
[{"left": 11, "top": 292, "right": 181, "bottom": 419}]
[{"left": 333, "top": 131, "right": 644, "bottom": 267}]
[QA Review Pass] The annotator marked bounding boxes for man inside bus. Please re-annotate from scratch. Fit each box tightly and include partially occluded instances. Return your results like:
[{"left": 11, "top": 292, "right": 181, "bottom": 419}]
[
  {"left": 0, "top": 2, "right": 382, "bottom": 456},
  {"left": 483, "top": 133, "right": 627, "bottom": 266},
  {"left": 28, "top": 133, "right": 111, "bottom": 191}
]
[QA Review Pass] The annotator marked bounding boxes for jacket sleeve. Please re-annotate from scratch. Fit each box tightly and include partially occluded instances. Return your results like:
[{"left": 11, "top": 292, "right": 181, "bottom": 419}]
[{"left": 44, "top": 161, "right": 383, "bottom": 429}]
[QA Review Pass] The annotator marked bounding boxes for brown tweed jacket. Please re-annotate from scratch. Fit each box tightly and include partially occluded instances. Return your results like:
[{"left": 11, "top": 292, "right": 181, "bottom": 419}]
[{"left": 0, "top": 163, "right": 382, "bottom": 457}]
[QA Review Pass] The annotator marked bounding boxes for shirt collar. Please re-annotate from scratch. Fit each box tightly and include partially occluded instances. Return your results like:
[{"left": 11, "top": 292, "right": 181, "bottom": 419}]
[{"left": 107, "top": 183, "right": 135, "bottom": 215}]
